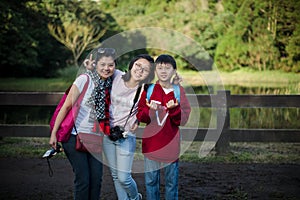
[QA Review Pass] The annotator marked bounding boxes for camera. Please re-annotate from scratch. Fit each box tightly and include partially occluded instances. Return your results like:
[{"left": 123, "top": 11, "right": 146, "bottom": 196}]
[
  {"left": 42, "top": 144, "right": 62, "bottom": 159},
  {"left": 109, "top": 126, "right": 126, "bottom": 141}
]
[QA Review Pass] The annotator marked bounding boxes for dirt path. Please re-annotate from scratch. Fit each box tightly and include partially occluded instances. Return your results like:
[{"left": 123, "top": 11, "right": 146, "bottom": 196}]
[{"left": 0, "top": 158, "right": 299, "bottom": 199}]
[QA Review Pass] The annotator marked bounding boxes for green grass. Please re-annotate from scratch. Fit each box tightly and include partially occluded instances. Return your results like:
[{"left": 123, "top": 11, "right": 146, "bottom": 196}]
[
  {"left": 180, "top": 68, "right": 299, "bottom": 86},
  {"left": 0, "top": 137, "right": 65, "bottom": 158},
  {"left": 178, "top": 141, "right": 300, "bottom": 164},
  {"left": 178, "top": 69, "right": 300, "bottom": 94},
  {"left": 0, "top": 77, "right": 72, "bottom": 92},
  {"left": 0, "top": 69, "right": 299, "bottom": 93},
  {"left": 1, "top": 137, "right": 299, "bottom": 164}
]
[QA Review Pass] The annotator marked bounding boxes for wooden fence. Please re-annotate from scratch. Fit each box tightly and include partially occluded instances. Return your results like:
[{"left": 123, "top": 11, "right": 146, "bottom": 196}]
[{"left": 0, "top": 91, "right": 300, "bottom": 154}]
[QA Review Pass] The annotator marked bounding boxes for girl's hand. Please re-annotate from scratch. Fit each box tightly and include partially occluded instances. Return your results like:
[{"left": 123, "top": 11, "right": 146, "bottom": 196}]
[
  {"left": 49, "top": 134, "right": 57, "bottom": 149},
  {"left": 83, "top": 54, "right": 95, "bottom": 70}
]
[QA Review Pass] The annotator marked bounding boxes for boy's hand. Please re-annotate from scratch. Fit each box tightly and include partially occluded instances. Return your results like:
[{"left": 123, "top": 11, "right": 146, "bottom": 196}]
[
  {"left": 146, "top": 99, "right": 158, "bottom": 110},
  {"left": 83, "top": 54, "right": 95, "bottom": 70},
  {"left": 172, "top": 72, "right": 182, "bottom": 85},
  {"left": 166, "top": 99, "right": 179, "bottom": 109}
]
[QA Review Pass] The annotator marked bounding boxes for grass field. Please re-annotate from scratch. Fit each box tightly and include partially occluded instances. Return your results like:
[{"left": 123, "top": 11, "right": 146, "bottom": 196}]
[
  {"left": 0, "top": 137, "right": 299, "bottom": 164},
  {"left": 0, "top": 69, "right": 299, "bottom": 94}
]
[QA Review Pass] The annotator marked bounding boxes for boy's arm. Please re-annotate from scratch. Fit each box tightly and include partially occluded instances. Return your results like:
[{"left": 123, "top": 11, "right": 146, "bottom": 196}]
[
  {"left": 179, "top": 87, "right": 191, "bottom": 126},
  {"left": 168, "top": 87, "right": 191, "bottom": 126}
]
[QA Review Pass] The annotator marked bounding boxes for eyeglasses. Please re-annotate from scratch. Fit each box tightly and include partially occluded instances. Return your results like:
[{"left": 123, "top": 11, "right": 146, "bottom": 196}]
[
  {"left": 97, "top": 48, "right": 116, "bottom": 55},
  {"left": 134, "top": 62, "right": 150, "bottom": 74}
]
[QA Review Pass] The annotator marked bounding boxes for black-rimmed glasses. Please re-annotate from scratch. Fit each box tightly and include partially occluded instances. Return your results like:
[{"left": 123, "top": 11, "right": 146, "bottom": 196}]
[{"left": 134, "top": 62, "right": 150, "bottom": 74}]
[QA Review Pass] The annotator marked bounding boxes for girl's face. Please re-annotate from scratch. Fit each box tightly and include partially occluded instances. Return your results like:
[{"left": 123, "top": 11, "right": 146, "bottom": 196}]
[
  {"left": 130, "top": 58, "right": 151, "bottom": 82},
  {"left": 96, "top": 56, "right": 115, "bottom": 79}
]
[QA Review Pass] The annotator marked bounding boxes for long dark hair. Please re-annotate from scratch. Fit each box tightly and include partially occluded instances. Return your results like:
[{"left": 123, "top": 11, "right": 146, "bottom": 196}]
[{"left": 122, "top": 54, "right": 155, "bottom": 85}]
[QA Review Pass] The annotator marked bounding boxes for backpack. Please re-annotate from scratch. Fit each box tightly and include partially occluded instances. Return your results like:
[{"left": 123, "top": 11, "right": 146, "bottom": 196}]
[{"left": 146, "top": 84, "right": 180, "bottom": 103}]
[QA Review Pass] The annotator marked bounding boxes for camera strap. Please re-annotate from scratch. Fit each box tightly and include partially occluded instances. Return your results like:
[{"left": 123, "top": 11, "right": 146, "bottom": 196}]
[
  {"left": 123, "top": 85, "right": 142, "bottom": 127},
  {"left": 47, "top": 157, "right": 54, "bottom": 177}
]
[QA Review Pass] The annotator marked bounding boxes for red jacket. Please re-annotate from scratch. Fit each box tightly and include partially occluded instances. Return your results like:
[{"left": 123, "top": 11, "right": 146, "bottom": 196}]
[{"left": 137, "top": 83, "right": 191, "bottom": 163}]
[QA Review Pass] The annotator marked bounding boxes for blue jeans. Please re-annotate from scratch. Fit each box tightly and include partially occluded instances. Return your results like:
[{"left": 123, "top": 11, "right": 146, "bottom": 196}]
[
  {"left": 144, "top": 157, "right": 179, "bottom": 200},
  {"left": 103, "top": 133, "right": 140, "bottom": 200},
  {"left": 62, "top": 135, "right": 103, "bottom": 200}
]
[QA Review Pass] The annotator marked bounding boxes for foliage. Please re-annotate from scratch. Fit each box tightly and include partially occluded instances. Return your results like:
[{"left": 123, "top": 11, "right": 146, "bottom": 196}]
[
  {"left": 45, "top": 0, "right": 118, "bottom": 67},
  {"left": 103, "top": 0, "right": 299, "bottom": 72},
  {"left": 215, "top": 0, "right": 280, "bottom": 71},
  {"left": 0, "top": 0, "right": 70, "bottom": 77},
  {"left": 0, "top": 0, "right": 299, "bottom": 77}
]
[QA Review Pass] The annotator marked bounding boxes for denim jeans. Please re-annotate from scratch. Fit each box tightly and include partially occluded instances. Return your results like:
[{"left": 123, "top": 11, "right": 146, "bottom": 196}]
[
  {"left": 103, "top": 133, "right": 140, "bottom": 200},
  {"left": 144, "top": 157, "right": 179, "bottom": 200},
  {"left": 62, "top": 135, "right": 103, "bottom": 200}
]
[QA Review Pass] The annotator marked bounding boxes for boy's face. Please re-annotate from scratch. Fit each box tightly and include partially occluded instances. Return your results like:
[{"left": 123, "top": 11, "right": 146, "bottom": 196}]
[{"left": 155, "top": 63, "right": 176, "bottom": 82}]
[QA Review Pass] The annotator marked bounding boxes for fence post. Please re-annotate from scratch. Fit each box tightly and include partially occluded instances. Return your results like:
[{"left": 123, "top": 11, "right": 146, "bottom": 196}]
[{"left": 215, "top": 90, "right": 230, "bottom": 155}]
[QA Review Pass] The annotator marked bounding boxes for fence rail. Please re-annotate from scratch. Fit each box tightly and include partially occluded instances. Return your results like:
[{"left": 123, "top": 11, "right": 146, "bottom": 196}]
[{"left": 1, "top": 91, "right": 300, "bottom": 154}]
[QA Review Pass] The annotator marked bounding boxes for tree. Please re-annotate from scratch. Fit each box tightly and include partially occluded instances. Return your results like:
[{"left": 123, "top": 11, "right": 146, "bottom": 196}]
[
  {"left": 45, "top": 0, "right": 113, "bottom": 67},
  {"left": 215, "top": 0, "right": 280, "bottom": 71},
  {"left": 272, "top": 0, "right": 300, "bottom": 72},
  {"left": 0, "top": 0, "right": 70, "bottom": 77}
]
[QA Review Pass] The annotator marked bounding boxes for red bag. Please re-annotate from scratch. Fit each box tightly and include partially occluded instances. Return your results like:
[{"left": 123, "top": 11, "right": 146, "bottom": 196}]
[
  {"left": 49, "top": 74, "right": 89, "bottom": 142},
  {"left": 75, "top": 132, "right": 103, "bottom": 154}
]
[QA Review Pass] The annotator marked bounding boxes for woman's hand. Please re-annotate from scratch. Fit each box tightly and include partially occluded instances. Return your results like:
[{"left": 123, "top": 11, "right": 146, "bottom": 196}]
[
  {"left": 49, "top": 133, "right": 57, "bottom": 149},
  {"left": 83, "top": 54, "right": 95, "bottom": 70},
  {"left": 130, "top": 123, "right": 139, "bottom": 132}
]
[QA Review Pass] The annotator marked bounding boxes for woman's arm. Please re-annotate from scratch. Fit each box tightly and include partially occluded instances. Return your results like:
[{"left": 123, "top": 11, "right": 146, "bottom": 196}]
[{"left": 49, "top": 85, "right": 80, "bottom": 149}]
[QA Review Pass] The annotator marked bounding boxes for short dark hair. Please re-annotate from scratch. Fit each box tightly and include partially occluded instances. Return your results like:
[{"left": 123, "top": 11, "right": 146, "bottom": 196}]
[
  {"left": 155, "top": 54, "right": 176, "bottom": 69},
  {"left": 122, "top": 54, "right": 155, "bottom": 85}
]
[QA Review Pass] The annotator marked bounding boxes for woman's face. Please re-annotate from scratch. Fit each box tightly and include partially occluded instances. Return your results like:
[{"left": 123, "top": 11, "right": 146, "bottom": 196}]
[
  {"left": 96, "top": 56, "right": 115, "bottom": 79},
  {"left": 130, "top": 58, "right": 151, "bottom": 82}
]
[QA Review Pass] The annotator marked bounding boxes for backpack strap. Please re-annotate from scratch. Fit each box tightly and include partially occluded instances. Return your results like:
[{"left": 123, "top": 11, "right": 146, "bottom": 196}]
[
  {"left": 146, "top": 84, "right": 155, "bottom": 101},
  {"left": 172, "top": 84, "right": 180, "bottom": 103}
]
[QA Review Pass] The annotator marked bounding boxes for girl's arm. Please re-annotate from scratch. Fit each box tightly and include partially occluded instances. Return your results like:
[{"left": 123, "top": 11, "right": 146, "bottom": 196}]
[{"left": 49, "top": 85, "right": 80, "bottom": 149}]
